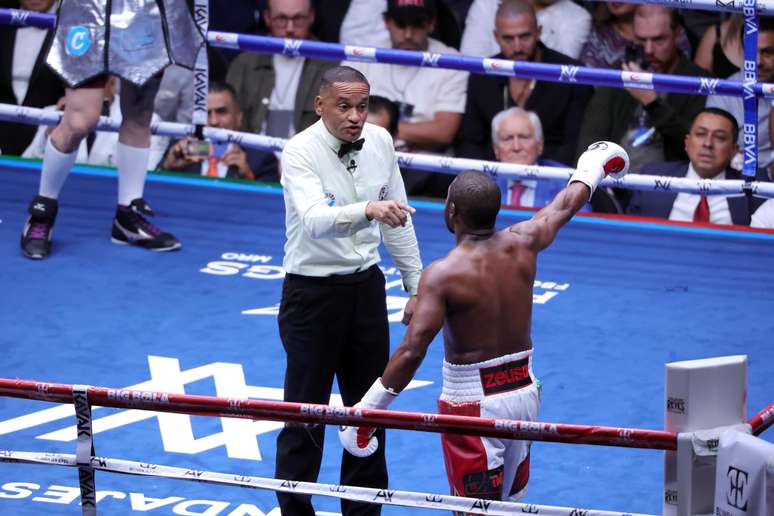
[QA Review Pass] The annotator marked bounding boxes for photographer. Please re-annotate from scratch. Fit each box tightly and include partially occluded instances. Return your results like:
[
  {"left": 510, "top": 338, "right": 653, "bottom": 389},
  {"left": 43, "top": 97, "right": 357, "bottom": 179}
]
[
  {"left": 576, "top": 5, "right": 706, "bottom": 184},
  {"left": 160, "top": 81, "right": 278, "bottom": 181}
]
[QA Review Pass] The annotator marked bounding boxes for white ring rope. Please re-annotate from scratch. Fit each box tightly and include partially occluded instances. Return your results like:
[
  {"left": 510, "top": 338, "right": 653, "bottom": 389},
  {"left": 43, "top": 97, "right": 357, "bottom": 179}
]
[
  {"left": 0, "top": 450, "right": 655, "bottom": 516},
  {"left": 1, "top": 102, "right": 772, "bottom": 199}
]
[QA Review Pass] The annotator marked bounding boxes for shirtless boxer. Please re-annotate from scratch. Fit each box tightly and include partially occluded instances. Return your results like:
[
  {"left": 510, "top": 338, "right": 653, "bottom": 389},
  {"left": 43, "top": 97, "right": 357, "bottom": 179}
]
[{"left": 339, "top": 142, "right": 629, "bottom": 508}]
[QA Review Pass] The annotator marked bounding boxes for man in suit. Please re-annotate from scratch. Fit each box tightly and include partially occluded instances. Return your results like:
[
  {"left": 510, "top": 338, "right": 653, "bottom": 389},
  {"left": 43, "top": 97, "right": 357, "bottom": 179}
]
[
  {"left": 627, "top": 108, "right": 768, "bottom": 225},
  {"left": 0, "top": 0, "right": 65, "bottom": 156},
  {"left": 160, "top": 82, "right": 278, "bottom": 181},
  {"left": 226, "top": 0, "right": 337, "bottom": 139},
  {"left": 493, "top": 106, "right": 590, "bottom": 212},
  {"left": 457, "top": 0, "right": 593, "bottom": 167}
]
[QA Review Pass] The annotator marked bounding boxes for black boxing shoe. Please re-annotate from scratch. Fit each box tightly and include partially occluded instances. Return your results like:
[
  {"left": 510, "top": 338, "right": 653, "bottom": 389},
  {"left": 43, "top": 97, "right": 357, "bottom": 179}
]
[
  {"left": 21, "top": 195, "right": 58, "bottom": 260},
  {"left": 111, "top": 198, "right": 181, "bottom": 252}
]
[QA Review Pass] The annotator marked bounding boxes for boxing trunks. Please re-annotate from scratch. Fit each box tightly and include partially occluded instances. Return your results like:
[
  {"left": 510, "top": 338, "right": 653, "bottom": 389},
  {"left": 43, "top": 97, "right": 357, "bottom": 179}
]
[
  {"left": 438, "top": 350, "right": 540, "bottom": 503},
  {"left": 46, "top": 0, "right": 203, "bottom": 87}
]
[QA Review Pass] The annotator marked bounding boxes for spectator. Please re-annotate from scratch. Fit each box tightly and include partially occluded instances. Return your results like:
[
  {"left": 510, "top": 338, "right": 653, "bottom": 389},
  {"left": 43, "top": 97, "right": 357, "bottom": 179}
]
[
  {"left": 492, "top": 107, "right": 591, "bottom": 211},
  {"left": 460, "top": 0, "right": 591, "bottom": 60},
  {"left": 580, "top": 2, "right": 692, "bottom": 70},
  {"left": 694, "top": 14, "right": 743, "bottom": 78},
  {"left": 627, "top": 108, "right": 768, "bottom": 225},
  {"left": 159, "top": 82, "right": 278, "bottom": 181},
  {"left": 22, "top": 77, "right": 168, "bottom": 169},
  {"left": 0, "top": 0, "right": 64, "bottom": 156},
  {"left": 313, "top": 0, "right": 462, "bottom": 49},
  {"left": 580, "top": 2, "right": 636, "bottom": 69},
  {"left": 348, "top": 0, "right": 468, "bottom": 196},
  {"left": 707, "top": 17, "right": 774, "bottom": 172},
  {"left": 349, "top": 0, "right": 467, "bottom": 152},
  {"left": 753, "top": 107, "right": 774, "bottom": 228},
  {"left": 576, "top": 6, "right": 706, "bottom": 180},
  {"left": 226, "top": 0, "right": 337, "bottom": 139},
  {"left": 458, "top": 0, "right": 592, "bottom": 166},
  {"left": 154, "top": 46, "right": 228, "bottom": 124},
  {"left": 368, "top": 95, "right": 400, "bottom": 139},
  {"left": 751, "top": 199, "right": 774, "bottom": 228}
]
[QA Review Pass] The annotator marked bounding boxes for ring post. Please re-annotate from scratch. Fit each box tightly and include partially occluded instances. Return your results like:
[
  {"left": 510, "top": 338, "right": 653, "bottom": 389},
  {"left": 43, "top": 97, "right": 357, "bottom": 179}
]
[{"left": 664, "top": 355, "right": 747, "bottom": 515}]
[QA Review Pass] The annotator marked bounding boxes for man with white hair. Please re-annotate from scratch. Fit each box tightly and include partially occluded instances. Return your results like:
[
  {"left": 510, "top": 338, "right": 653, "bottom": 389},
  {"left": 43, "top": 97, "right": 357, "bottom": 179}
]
[{"left": 492, "top": 107, "right": 588, "bottom": 210}]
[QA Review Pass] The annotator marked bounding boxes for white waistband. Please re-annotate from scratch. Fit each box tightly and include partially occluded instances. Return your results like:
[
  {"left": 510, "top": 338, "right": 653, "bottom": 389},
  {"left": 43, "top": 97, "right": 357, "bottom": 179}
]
[{"left": 441, "top": 350, "right": 535, "bottom": 402}]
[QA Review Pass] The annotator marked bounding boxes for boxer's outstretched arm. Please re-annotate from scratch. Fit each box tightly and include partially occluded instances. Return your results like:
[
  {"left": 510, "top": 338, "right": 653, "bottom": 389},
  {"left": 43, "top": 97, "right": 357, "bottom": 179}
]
[
  {"left": 509, "top": 141, "right": 629, "bottom": 252},
  {"left": 381, "top": 262, "right": 447, "bottom": 392},
  {"left": 509, "top": 181, "right": 590, "bottom": 251}
]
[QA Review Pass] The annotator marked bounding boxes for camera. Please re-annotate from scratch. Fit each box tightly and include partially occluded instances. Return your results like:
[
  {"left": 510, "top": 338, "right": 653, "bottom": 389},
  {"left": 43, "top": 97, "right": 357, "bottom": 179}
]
[
  {"left": 186, "top": 139, "right": 210, "bottom": 159},
  {"left": 624, "top": 44, "right": 648, "bottom": 70},
  {"left": 396, "top": 101, "right": 414, "bottom": 121}
]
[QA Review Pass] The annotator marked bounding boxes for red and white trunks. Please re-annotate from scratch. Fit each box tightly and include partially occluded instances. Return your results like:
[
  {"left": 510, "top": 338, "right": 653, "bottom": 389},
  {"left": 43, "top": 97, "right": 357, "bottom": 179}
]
[{"left": 438, "top": 350, "right": 540, "bottom": 504}]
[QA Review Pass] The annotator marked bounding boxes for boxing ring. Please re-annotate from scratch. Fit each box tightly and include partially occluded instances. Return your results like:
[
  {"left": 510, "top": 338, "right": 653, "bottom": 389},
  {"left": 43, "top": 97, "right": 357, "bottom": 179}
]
[
  {"left": 1, "top": 2, "right": 774, "bottom": 515},
  {"left": 0, "top": 158, "right": 772, "bottom": 514}
]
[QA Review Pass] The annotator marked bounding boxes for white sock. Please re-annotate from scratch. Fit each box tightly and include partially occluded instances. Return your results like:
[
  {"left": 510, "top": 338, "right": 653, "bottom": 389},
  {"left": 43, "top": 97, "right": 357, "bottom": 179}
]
[
  {"left": 38, "top": 138, "right": 78, "bottom": 199},
  {"left": 116, "top": 142, "right": 150, "bottom": 206}
]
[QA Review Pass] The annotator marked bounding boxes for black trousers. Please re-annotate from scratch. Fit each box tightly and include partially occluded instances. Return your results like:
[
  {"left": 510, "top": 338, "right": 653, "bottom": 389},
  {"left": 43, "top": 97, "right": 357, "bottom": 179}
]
[{"left": 275, "top": 265, "right": 390, "bottom": 516}]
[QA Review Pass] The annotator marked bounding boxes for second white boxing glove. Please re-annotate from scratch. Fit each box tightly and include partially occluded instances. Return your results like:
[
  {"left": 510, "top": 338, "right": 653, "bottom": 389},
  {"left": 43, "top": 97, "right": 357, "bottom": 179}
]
[
  {"left": 339, "top": 378, "right": 397, "bottom": 457},
  {"left": 570, "top": 141, "right": 629, "bottom": 200}
]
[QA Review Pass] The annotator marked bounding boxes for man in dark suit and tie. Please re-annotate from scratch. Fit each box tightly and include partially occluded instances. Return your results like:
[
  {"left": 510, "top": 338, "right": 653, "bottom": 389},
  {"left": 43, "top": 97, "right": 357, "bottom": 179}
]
[
  {"left": 0, "top": 0, "right": 65, "bottom": 156},
  {"left": 627, "top": 108, "right": 769, "bottom": 225}
]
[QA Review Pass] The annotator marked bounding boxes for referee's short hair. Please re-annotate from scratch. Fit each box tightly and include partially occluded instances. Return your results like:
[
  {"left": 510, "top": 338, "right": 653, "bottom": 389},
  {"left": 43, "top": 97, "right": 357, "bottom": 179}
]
[{"left": 320, "top": 66, "right": 370, "bottom": 92}]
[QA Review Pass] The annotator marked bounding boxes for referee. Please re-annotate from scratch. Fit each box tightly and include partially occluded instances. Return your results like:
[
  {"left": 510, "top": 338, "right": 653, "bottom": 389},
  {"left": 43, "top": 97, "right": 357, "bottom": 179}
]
[{"left": 275, "top": 66, "right": 423, "bottom": 515}]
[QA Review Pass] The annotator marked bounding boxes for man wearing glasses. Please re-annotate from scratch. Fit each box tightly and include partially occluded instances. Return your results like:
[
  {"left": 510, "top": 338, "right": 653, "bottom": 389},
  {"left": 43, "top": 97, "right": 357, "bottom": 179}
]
[{"left": 226, "top": 0, "right": 338, "bottom": 141}]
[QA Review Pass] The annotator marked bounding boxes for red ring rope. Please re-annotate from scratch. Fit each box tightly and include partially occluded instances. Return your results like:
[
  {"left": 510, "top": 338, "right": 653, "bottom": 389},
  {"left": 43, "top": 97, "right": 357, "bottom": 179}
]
[
  {"left": 748, "top": 402, "right": 774, "bottom": 436},
  {"left": 0, "top": 378, "right": 677, "bottom": 450}
]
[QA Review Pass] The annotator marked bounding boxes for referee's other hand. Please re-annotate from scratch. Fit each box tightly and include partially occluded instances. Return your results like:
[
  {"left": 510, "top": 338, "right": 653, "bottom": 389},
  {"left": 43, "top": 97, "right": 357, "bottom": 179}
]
[{"left": 366, "top": 200, "right": 416, "bottom": 227}]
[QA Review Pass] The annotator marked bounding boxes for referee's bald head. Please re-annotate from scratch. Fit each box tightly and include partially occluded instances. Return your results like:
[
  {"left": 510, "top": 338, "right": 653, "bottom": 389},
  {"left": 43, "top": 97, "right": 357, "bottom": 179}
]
[{"left": 319, "top": 66, "right": 370, "bottom": 94}]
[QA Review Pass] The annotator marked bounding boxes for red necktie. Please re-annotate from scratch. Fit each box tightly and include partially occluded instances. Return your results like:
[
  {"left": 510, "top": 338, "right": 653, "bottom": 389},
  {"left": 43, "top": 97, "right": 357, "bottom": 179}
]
[
  {"left": 509, "top": 182, "right": 526, "bottom": 207},
  {"left": 693, "top": 195, "right": 710, "bottom": 223}
]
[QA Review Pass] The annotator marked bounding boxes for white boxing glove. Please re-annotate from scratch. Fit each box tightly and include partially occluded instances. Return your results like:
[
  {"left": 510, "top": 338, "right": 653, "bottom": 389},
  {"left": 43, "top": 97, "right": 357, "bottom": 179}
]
[
  {"left": 339, "top": 378, "right": 397, "bottom": 458},
  {"left": 570, "top": 141, "right": 629, "bottom": 200}
]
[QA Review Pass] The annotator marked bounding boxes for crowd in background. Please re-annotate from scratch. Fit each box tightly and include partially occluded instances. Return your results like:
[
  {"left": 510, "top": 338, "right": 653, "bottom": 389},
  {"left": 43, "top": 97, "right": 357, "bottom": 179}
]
[{"left": 1, "top": 0, "right": 773, "bottom": 228}]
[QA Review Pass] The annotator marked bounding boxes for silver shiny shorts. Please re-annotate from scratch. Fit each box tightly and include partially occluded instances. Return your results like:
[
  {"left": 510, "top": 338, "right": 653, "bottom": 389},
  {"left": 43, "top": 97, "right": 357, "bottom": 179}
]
[{"left": 46, "top": 0, "right": 203, "bottom": 87}]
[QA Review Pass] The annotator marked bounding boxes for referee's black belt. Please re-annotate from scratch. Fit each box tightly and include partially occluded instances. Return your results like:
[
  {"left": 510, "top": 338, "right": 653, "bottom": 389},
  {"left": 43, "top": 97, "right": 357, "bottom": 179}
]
[{"left": 285, "top": 264, "right": 380, "bottom": 285}]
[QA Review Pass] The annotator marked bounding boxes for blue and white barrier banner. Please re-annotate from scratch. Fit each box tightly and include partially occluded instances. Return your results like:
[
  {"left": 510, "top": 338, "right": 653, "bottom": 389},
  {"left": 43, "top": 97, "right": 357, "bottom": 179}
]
[
  {"left": 0, "top": 450, "right": 655, "bottom": 516},
  {"left": 742, "top": 0, "right": 759, "bottom": 177},
  {"left": 1, "top": 103, "right": 772, "bottom": 199}
]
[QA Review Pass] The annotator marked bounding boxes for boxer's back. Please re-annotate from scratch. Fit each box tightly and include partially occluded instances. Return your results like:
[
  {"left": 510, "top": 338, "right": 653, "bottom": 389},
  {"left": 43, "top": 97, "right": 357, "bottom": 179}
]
[{"left": 439, "top": 229, "right": 537, "bottom": 365}]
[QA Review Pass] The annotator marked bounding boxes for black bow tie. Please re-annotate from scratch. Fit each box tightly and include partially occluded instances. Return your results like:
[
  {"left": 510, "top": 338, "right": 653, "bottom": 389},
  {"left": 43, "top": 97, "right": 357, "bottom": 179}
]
[{"left": 338, "top": 138, "right": 365, "bottom": 158}]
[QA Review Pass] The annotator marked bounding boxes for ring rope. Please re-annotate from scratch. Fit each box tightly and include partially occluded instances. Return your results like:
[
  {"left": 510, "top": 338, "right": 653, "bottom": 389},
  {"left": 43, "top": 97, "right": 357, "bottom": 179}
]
[
  {"left": 0, "top": 378, "right": 678, "bottom": 450},
  {"left": 2, "top": 102, "right": 772, "bottom": 199},
  {"left": 1, "top": 8, "right": 773, "bottom": 100},
  {"left": 749, "top": 402, "right": 774, "bottom": 436},
  {"left": 0, "top": 450, "right": 656, "bottom": 516},
  {"left": 206, "top": 31, "right": 774, "bottom": 100}
]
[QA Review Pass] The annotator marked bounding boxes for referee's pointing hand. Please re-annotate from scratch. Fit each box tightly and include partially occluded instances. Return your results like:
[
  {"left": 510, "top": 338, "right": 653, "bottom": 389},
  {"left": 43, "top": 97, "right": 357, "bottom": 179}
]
[{"left": 366, "top": 200, "right": 416, "bottom": 228}]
